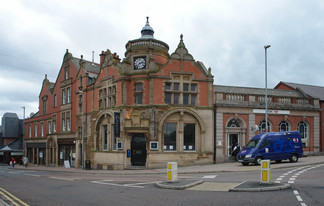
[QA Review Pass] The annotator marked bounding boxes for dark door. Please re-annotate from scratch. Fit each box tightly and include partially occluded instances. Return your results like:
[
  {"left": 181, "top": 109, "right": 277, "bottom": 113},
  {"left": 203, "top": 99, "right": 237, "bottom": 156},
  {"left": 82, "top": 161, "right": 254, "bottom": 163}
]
[{"left": 131, "top": 134, "right": 147, "bottom": 166}]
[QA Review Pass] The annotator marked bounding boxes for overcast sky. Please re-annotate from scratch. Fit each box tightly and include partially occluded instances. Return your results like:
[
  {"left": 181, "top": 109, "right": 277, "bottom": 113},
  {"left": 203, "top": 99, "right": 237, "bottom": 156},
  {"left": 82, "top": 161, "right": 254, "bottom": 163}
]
[{"left": 1, "top": 0, "right": 324, "bottom": 122}]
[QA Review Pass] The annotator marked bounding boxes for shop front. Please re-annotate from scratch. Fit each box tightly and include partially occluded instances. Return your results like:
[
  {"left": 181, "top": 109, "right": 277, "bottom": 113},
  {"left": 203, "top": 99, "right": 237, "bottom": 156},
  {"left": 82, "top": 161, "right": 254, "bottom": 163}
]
[{"left": 58, "top": 138, "right": 76, "bottom": 167}]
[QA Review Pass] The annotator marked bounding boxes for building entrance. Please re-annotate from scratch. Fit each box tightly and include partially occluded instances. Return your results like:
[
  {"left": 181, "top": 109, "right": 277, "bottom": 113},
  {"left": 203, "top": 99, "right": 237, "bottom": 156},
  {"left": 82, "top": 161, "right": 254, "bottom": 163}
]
[
  {"left": 131, "top": 134, "right": 147, "bottom": 166},
  {"left": 227, "top": 134, "right": 239, "bottom": 156}
]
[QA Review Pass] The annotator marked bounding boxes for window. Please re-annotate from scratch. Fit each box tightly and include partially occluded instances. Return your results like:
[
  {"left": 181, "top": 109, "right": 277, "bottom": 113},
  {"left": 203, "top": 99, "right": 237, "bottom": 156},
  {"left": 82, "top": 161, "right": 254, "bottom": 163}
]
[
  {"left": 227, "top": 119, "right": 240, "bottom": 127},
  {"left": 99, "top": 84, "right": 116, "bottom": 109},
  {"left": 183, "top": 83, "right": 189, "bottom": 91},
  {"left": 67, "top": 113, "right": 71, "bottom": 131},
  {"left": 183, "top": 94, "right": 189, "bottom": 105},
  {"left": 174, "top": 83, "right": 180, "bottom": 91},
  {"left": 259, "top": 121, "right": 270, "bottom": 133},
  {"left": 67, "top": 87, "right": 71, "bottom": 103},
  {"left": 184, "top": 123, "right": 195, "bottom": 150},
  {"left": 102, "top": 125, "right": 108, "bottom": 150},
  {"left": 191, "top": 84, "right": 196, "bottom": 92},
  {"left": 298, "top": 122, "right": 308, "bottom": 147},
  {"left": 112, "top": 125, "right": 117, "bottom": 151},
  {"left": 173, "top": 93, "right": 179, "bottom": 104},
  {"left": 41, "top": 122, "right": 44, "bottom": 137},
  {"left": 53, "top": 115, "right": 57, "bottom": 132},
  {"left": 165, "top": 93, "right": 171, "bottom": 104},
  {"left": 34, "top": 123, "right": 37, "bottom": 137},
  {"left": 43, "top": 100, "right": 47, "bottom": 115},
  {"left": 279, "top": 121, "right": 290, "bottom": 132},
  {"left": 28, "top": 124, "right": 31, "bottom": 138},
  {"left": 62, "top": 113, "right": 66, "bottom": 131},
  {"left": 62, "top": 89, "right": 66, "bottom": 104},
  {"left": 48, "top": 121, "right": 52, "bottom": 134},
  {"left": 165, "top": 83, "right": 171, "bottom": 91},
  {"left": 65, "top": 69, "right": 69, "bottom": 80},
  {"left": 164, "top": 123, "right": 176, "bottom": 150},
  {"left": 54, "top": 94, "right": 57, "bottom": 107},
  {"left": 135, "top": 83, "right": 143, "bottom": 105},
  {"left": 164, "top": 81, "right": 198, "bottom": 106}
]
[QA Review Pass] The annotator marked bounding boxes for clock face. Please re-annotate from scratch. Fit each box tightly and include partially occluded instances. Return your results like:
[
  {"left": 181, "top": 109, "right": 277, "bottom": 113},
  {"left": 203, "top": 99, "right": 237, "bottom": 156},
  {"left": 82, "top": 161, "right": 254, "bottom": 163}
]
[{"left": 134, "top": 57, "right": 146, "bottom": 70}]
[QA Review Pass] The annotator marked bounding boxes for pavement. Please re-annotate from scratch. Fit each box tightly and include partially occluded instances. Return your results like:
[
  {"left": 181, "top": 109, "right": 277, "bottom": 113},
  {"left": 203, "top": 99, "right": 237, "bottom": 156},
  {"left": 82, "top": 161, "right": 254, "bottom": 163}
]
[{"left": 3, "top": 155, "right": 324, "bottom": 193}]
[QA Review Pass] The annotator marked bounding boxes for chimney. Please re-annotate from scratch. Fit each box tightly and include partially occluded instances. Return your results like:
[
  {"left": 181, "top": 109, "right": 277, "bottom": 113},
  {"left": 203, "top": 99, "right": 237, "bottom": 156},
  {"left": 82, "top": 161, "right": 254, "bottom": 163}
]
[
  {"left": 92, "top": 51, "right": 94, "bottom": 65},
  {"left": 100, "top": 51, "right": 105, "bottom": 65}
]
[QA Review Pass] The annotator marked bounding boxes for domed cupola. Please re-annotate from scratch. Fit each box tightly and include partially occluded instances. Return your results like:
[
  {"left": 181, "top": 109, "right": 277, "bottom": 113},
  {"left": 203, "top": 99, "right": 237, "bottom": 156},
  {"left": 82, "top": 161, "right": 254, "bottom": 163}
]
[
  {"left": 141, "top": 17, "right": 154, "bottom": 39},
  {"left": 124, "top": 17, "right": 169, "bottom": 60}
]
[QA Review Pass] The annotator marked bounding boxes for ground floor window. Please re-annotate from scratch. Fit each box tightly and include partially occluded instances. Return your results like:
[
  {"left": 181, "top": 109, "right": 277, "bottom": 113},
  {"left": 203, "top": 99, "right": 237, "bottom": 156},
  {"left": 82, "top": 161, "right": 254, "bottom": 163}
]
[
  {"left": 298, "top": 122, "right": 308, "bottom": 147},
  {"left": 102, "top": 125, "right": 108, "bottom": 150},
  {"left": 259, "top": 120, "right": 271, "bottom": 133},
  {"left": 184, "top": 123, "right": 195, "bottom": 150},
  {"left": 163, "top": 123, "right": 176, "bottom": 150}
]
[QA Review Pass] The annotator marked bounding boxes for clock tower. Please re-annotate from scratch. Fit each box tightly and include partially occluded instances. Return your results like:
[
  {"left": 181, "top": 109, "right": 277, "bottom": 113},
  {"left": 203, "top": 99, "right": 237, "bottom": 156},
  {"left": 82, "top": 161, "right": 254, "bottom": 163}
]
[{"left": 125, "top": 17, "right": 169, "bottom": 72}]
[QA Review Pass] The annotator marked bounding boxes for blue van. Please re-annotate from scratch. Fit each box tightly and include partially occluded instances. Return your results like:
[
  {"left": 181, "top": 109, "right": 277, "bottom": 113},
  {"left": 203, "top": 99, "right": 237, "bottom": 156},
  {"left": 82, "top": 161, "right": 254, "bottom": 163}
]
[{"left": 237, "top": 131, "right": 303, "bottom": 165}]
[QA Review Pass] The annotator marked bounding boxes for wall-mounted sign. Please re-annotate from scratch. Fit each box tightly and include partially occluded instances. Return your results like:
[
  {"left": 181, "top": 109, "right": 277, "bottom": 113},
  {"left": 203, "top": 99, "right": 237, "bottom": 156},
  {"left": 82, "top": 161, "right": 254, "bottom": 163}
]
[
  {"left": 114, "top": 112, "right": 120, "bottom": 137},
  {"left": 253, "top": 109, "right": 290, "bottom": 115},
  {"left": 127, "top": 149, "right": 130, "bottom": 158},
  {"left": 150, "top": 141, "right": 158, "bottom": 150}
]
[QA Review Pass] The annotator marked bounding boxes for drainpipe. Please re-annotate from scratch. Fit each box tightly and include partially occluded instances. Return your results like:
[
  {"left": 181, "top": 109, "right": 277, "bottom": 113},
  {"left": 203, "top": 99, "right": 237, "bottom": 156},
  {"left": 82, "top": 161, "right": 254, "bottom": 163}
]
[{"left": 213, "top": 105, "right": 217, "bottom": 164}]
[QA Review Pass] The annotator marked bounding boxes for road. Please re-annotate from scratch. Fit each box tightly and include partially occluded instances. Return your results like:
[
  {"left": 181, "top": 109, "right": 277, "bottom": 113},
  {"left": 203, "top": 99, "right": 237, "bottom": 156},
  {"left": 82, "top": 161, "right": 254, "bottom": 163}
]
[{"left": 0, "top": 163, "right": 323, "bottom": 206}]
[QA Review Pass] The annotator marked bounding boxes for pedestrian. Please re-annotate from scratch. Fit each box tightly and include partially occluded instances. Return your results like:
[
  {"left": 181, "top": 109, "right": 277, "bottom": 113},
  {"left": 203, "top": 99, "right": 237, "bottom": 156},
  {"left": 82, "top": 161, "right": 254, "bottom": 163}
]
[
  {"left": 232, "top": 143, "right": 241, "bottom": 162},
  {"left": 23, "top": 156, "right": 28, "bottom": 168},
  {"left": 11, "top": 157, "right": 15, "bottom": 168}
]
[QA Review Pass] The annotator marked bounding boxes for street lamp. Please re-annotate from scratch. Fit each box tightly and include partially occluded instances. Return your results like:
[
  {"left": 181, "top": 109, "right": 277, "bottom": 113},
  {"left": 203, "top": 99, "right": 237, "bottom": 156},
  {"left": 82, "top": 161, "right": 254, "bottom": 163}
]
[
  {"left": 264, "top": 45, "right": 271, "bottom": 133},
  {"left": 77, "top": 90, "right": 85, "bottom": 169},
  {"left": 21, "top": 106, "right": 25, "bottom": 155}
]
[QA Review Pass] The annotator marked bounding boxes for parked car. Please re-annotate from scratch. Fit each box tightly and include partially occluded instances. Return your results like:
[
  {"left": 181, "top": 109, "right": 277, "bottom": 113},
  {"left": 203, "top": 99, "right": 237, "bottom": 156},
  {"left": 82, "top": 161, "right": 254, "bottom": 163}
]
[{"left": 238, "top": 131, "right": 303, "bottom": 165}]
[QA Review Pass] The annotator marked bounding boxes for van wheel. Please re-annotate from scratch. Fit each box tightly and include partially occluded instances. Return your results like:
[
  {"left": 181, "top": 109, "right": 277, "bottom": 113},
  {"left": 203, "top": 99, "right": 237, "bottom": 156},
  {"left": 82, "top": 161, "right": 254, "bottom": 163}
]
[
  {"left": 275, "top": 160, "right": 282, "bottom": 163},
  {"left": 289, "top": 154, "right": 299, "bottom": 163},
  {"left": 254, "top": 157, "right": 263, "bottom": 165},
  {"left": 242, "top": 163, "right": 249, "bottom": 166}
]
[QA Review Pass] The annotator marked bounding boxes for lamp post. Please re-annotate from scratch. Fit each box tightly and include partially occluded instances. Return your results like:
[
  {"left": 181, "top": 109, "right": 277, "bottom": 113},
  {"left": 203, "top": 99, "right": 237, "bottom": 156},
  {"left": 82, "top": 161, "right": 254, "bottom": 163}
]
[
  {"left": 264, "top": 45, "right": 271, "bottom": 133},
  {"left": 21, "top": 106, "right": 25, "bottom": 155}
]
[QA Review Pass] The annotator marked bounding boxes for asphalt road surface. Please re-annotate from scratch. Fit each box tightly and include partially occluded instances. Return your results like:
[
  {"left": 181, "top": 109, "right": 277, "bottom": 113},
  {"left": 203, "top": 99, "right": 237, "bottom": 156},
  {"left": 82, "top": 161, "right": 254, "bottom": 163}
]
[{"left": 0, "top": 163, "right": 323, "bottom": 206}]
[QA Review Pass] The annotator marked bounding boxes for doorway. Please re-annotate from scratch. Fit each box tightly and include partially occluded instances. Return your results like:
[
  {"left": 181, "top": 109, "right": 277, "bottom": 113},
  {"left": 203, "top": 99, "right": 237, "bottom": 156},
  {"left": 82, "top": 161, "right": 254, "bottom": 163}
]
[
  {"left": 227, "top": 134, "right": 239, "bottom": 156},
  {"left": 131, "top": 134, "right": 147, "bottom": 166}
]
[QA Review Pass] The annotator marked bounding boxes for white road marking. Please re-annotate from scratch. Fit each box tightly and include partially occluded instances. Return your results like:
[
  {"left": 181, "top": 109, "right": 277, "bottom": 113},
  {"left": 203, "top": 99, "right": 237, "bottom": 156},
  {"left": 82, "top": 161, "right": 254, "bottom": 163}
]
[
  {"left": 274, "top": 181, "right": 281, "bottom": 183},
  {"left": 49, "top": 177, "right": 77, "bottom": 181},
  {"left": 300, "top": 203, "right": 307, "bottom": 206},
  {"left": 25, "top": 174, "right": 41, "bottom": 177},
  {"left": 91, "top": 180, "right": 157, "bottom": 189},
  {"left": 276, "top": 178, "right": 283, "bottom": 181},
  {"left": 202, "top": 175, "right": 217, "bottom": 179},
  {"left": 293, "top": 190, "right": 299, "bottom": 195},
  {"left": 288, "top": 181, "right": 294, "bottom": 184},
  {"left": 296, "top": 195, "right": 303, "bottom": 202}
]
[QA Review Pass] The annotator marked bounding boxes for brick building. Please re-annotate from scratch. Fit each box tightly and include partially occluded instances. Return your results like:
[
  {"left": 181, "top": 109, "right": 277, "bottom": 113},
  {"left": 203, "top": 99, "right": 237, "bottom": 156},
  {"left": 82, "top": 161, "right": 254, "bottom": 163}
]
[
  {"left": 24, "top": 18, "right": 214, "bottom": 168},
  {"left": 214, "top": 85, "right": 321, "bottom": 163},
  {"left": 24, "top": 18, "right": 322, "bottom": 169}
]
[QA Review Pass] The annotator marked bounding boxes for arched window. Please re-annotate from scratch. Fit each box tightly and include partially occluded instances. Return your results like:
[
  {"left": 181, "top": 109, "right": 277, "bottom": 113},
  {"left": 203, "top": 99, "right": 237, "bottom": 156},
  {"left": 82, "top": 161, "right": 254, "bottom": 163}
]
[
  {"left": 259, "top": 120, "right": 271, "bottom": 133},
  {"left": 279, "top": 121, "right": 290, "bottom": 132},
  {"left": 227, "top": 119, "right": 240, "bottom": 127},
  {"left": 298, "top": 122, "right": 308, "bottom": 139}
]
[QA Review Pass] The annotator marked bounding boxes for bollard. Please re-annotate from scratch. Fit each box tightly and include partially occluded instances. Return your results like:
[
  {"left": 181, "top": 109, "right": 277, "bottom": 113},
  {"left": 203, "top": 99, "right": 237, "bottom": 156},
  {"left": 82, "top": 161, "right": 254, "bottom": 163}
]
[
  {"left": 167, "top": 162, "right": 178, "bottom": 182},
  {"left": 260, "top": 160, "right": 271, "bottom": 184}
]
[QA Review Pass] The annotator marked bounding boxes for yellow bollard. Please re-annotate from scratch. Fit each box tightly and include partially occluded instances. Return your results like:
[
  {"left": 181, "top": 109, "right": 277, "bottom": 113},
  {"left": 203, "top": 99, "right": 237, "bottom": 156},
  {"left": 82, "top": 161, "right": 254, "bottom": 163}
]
[
  {"left": 260, "top": 160, "right": 271, "bottom": 184},
  {"left": 167, "top": 162, "right": 178, "bottom": 182}
]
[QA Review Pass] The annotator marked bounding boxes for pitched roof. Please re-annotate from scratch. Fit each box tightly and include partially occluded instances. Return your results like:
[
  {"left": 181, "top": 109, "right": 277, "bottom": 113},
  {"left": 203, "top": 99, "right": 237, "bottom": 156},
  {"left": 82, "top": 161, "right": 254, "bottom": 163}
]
[
  {"left": 279, "top": 82, "right": 324, "bottom": 101},
  {"left": 214, "top": 85, "right": 308, "bottom": 98},
  {"left": 0, "top": 139, "right": 23, "bottom": 152}
]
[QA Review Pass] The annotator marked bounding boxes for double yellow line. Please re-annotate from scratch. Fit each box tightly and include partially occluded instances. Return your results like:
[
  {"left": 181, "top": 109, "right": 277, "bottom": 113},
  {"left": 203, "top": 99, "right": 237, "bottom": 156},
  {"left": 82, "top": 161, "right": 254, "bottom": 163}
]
[{"left": 0, "top": 188, "right": 29, "bottom": 206}]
